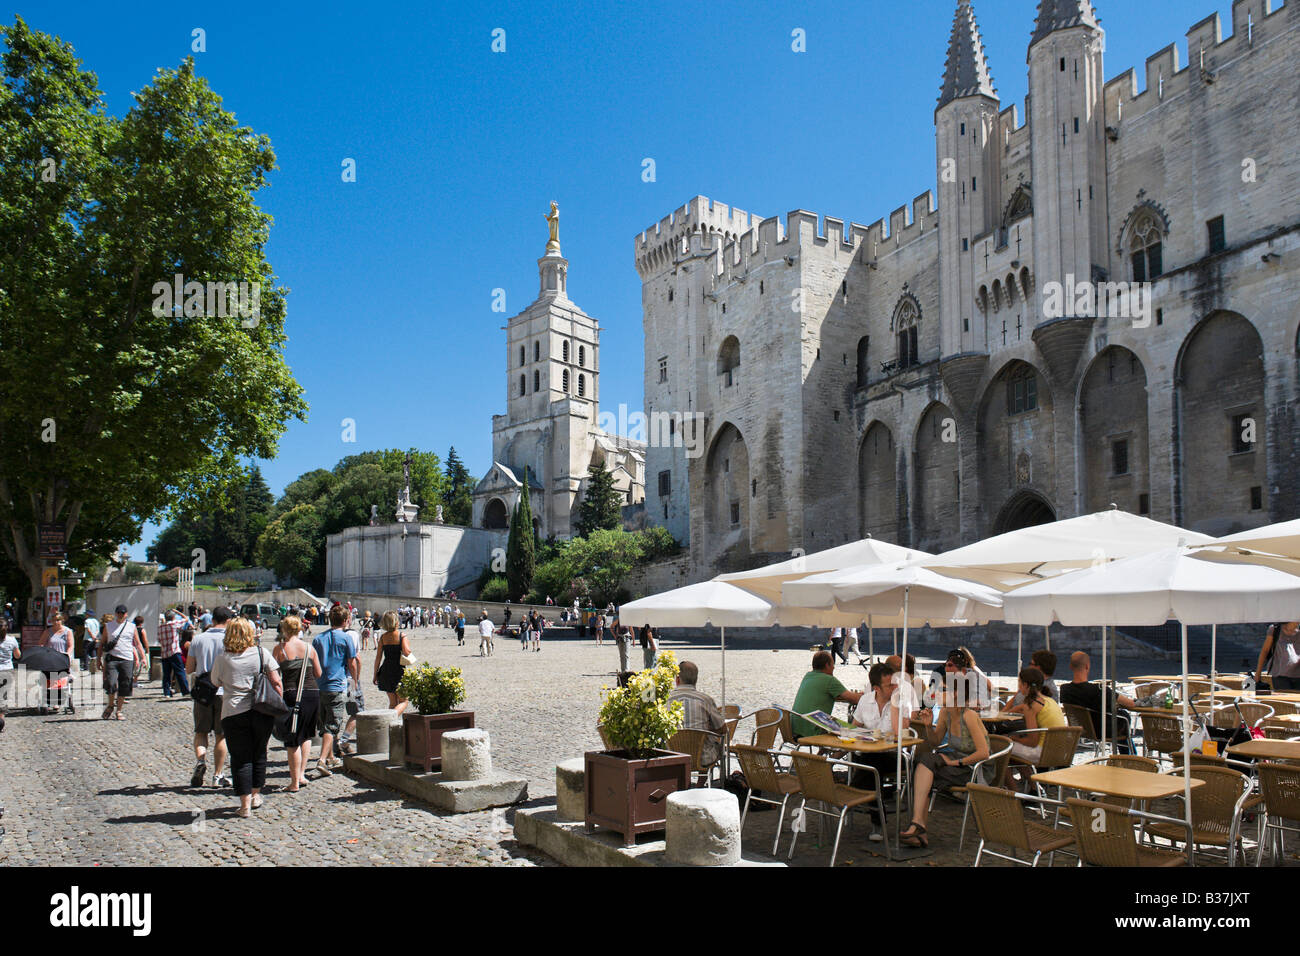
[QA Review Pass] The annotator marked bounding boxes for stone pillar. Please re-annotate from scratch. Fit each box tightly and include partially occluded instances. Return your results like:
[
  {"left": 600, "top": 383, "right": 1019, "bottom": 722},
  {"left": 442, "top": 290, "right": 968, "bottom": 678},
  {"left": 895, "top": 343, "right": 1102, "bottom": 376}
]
[
  {"left": 355, "top": 708, "right": 397, "bottom": 755},
  {"left": 442, "top": 728, "right": 491, "bottom": 781},
  {"left": 389, "top": 718, "right": 406, "bottom": 764},
  {"left": 665, "top": 790, "right": 741, "bottom": 866},
  {"left": 555, "top": 758, "right": 585, "bottom": 822}
]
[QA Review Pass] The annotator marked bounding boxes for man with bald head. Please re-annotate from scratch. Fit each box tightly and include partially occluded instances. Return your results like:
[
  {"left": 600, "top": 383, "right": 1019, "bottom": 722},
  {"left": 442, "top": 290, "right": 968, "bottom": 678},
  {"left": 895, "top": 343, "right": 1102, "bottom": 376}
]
[{"left": 1059, "top": 651, "right": 1138, "bottom": 754}]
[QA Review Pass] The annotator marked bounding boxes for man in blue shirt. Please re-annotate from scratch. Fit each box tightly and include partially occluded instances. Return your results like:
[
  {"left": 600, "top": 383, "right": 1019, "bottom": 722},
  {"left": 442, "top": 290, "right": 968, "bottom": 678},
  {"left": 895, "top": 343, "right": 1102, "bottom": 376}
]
[{"left": 312, "top": 605, "right": 359, "bottom": 775}]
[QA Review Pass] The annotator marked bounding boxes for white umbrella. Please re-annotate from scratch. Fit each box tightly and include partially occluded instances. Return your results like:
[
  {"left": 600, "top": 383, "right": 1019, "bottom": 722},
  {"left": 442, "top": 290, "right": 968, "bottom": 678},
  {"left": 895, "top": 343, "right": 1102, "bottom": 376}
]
[
  {"left": 718, "top": 537, "right": 926, "bottom": 604},
  {"left": 1002, "top": 545, "right": 1300, "bottom": 857},
  {"left": 920, "top": 509, "right": 1215, "bottom": 591}
]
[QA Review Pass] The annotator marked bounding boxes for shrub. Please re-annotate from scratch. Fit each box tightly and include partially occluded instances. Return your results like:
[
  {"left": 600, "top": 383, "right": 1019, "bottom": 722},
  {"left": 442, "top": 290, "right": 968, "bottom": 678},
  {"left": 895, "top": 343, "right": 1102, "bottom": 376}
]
[
  {"left": 478, "top": 575, "right": 510, "bottom": 602},
  {"left": 397, "top": 664, "right": 466, "bottom": 716},
  {"left": 596, "top": 651, "right": 684, "bottom": 757}
]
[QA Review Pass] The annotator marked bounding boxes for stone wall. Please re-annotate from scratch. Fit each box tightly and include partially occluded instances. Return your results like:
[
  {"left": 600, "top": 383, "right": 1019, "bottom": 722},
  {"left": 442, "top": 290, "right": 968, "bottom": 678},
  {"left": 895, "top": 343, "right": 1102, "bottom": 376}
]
[{"left": 326, "top": 523, "right": 507, "bottom": 600}]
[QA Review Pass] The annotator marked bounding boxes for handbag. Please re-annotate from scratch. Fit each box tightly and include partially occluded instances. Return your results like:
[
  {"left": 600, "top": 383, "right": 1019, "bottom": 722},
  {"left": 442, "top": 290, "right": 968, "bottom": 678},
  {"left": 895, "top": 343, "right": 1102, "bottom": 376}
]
[{"left": 250, "top": 646, "right": 288, "bottom": 717}]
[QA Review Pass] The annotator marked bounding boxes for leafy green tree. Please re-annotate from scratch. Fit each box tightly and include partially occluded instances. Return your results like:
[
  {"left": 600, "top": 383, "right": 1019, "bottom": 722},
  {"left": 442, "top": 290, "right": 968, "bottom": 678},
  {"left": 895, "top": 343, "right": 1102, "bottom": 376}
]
[
  {"left": 567, "top": 528, "right": 646, "bottom": 605},
  {"left": 444, "top": 446, "right": 474, "bottom": 525},
  {"left": 0, "top": 20, "right": 306, "bottom": 600},
  {"left": 255, "top": 502, "right": 323, "bottom": 586},
  {"left": 506, "top": 479, "right": 535, "bottom": 600},
  {"left": 575, "top": 460, "right": 624, "bottom": 538}
]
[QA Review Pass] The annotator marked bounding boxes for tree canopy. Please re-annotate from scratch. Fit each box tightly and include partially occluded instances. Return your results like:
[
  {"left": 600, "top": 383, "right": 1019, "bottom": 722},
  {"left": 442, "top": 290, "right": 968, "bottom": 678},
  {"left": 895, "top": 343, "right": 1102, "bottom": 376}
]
[
  {"left": 574, "top": 459, "right": 624, "bottom": 538},
  {"left": 0, "top": 19, "right": 305, "bottom": 600}
]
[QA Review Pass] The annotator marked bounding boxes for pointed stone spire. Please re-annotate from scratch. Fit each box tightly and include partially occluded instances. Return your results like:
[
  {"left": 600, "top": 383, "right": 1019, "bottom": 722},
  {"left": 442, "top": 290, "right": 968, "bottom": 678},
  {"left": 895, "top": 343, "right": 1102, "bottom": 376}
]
[
  {"left": 938, "top": 1, "right": 997, "bottom": 109},
  {"left": 1030, "top": 0, "right": 1100, "bottom": 47}
]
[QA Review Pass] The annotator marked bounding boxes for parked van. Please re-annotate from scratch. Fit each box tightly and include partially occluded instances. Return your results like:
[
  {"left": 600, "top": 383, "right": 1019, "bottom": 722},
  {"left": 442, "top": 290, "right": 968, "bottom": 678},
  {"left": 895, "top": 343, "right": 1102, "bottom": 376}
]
[{"left": 240, "top": 602, "right": 282, "bottom": 631}]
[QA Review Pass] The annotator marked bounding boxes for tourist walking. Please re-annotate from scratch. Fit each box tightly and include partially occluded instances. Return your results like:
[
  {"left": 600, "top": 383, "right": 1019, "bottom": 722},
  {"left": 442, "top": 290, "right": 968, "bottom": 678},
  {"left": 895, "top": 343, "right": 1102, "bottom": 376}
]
[
  {"left": 38, "top": 611, "right": 74, "bottom": 714},
  {"left": 312, "top": 605, "right": 358, "bottom": 776},
  {"left": 594, "top": 612, "right": 605, "bottom": 647},
  {"left": 132, "top": 615, "right": 151, "bottom": 684},
  {"left": 273, "top": 615, "right": 321, "bottom": 791},
  {"left": 0, "top": 627, "right": 20, "bottom": 732},
  {"left": 1257, "top": 621, "right": 1300, "bottom": 691},
  {"left": 211, "top": 618, "right": 283, "bottom": 817},
  {"left": 158, "top": 610, "right": 190, "bottom": 698},
  {"left": 639, "top": 623, "right": 658, "bottom": 670},
  {"left": 478, "top": 612, "right": 495, "bottom": 657},
  {"left": 187, "top": 605, "right": 232, "bottom": 788},
  {"left": 455, "top": 608, "right": 466, "bottom": 645},
  {"left": 827, "top": 627, "right": 848, "bottom": 665},
  {"left": 530, "top": 612, "right": 542, "bottom": 652},
  {"left": 374, "top": 610, "right": 411, "bottom": 716},
  {"left": 844, "top": 626, "right": 862, "bottom": 661},
  {"left": 98, "top": 605, "right": 146, "bottom": 720}
]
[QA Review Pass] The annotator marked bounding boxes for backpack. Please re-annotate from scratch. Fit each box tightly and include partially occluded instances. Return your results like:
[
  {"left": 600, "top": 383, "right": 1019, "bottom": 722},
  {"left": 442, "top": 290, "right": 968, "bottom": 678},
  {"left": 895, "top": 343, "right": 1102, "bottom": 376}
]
[{"left": 189, "top": 634, "right": 218, "bottom": 705}]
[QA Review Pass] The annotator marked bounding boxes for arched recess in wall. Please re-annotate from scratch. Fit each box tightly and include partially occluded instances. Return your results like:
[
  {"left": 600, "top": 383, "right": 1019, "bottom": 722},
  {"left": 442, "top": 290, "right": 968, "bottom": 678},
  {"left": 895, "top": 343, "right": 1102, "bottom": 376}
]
[
  {"left": 704, "top": 423, "right": 751, "bottom": 567},
  {"left": 858, "top": 421, "right": 897, "bottom": 542},
  {"left": 977, "top": 360, "right": 1055, "bottom": 538},
  {"left": 1176, "top": 311, "right": 1267, "bottom": 535},
  {"left": 913, "top": 403, "right": 960, "bottom": 553},
  {"left": 1080, "top": 346, "right": 1149, "bottom": 516},
  {"left": 717, "top": 335, "right": 740, "bottom": 387},
  {"left": 483, "top": 498, "right": 509, "bottom": 530}
]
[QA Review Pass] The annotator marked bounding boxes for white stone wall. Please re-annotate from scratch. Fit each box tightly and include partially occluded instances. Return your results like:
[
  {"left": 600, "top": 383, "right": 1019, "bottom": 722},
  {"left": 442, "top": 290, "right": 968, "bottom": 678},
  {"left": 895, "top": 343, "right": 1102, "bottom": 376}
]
[{"left": 326, "top": 524, "right": 508, "bottom": 599}]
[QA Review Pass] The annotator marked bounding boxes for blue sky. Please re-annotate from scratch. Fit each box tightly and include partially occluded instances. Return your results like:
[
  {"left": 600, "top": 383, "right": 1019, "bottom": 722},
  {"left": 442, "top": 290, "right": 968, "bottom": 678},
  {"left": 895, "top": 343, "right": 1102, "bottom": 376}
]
[{"left": 22, "top": 0, "right": 1228, "bottom": 556}]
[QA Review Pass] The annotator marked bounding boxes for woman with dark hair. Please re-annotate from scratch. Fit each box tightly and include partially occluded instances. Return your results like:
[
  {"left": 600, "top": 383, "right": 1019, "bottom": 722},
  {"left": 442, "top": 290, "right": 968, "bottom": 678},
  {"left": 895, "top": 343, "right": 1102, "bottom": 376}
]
[
  {"left": 1003, "top": 665, "right": 1066, "bottom": 787},
  {"left": 38, "top": 611, "right": 74, "bottom": 714},
  {"left": 640, "top": 623, "right": 658, "bottom": 670},
  {"left": 901, "top": 672, "right": 990, "bottom": 848},
  {"left": 1257, "top": 622, "right": 1300, "bottom": 691}
]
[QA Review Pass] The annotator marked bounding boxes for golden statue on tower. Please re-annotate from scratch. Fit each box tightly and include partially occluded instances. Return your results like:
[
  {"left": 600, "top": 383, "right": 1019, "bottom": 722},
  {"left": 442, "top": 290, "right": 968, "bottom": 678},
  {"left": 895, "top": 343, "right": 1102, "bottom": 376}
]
[{"left": 544, "top": 201, "right": 561, "bottom": 255}]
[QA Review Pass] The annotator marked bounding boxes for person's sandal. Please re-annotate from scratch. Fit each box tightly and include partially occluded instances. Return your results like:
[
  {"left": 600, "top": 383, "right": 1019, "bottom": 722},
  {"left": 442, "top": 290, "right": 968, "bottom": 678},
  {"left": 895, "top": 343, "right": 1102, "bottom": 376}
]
[
  {"left": 315, "top": 760, "right": 332, "bottom": 777},
  {"left": 900, "top": 823, "right": 928, "bottom": 848}
]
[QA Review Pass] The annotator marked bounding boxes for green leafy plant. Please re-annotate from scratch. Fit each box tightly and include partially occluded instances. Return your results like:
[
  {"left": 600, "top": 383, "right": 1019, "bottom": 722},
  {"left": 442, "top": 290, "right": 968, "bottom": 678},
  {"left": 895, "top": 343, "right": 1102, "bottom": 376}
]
[
  {"left": 478, "top": 575, "right": 510, "bottom": 602},
  {"left": 397, "top": 664, "right": 466, "bottom": 716},
  {"left": 597, "top": 650, "right": 683, "bottom": 758}
]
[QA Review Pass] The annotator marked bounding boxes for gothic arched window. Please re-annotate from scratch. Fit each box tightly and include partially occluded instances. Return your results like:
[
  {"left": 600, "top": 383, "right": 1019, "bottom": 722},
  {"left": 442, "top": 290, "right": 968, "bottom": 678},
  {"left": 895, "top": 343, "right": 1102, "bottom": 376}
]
[
  {"left": 578, "top": 345, "right": 586, "bottom": 367},
  {"left": 519, "top": 374, "right": 526, "bottom": 397},
  {"left": 533, "top": 369, "right": 540, "bottom": 392},
  {"left": 1128, "top": 210, "right": 1165, "bottom": 282},
  {"left": 856, "top": 336, "right": 870, "bottom": 387},
  {"left": 533, "top": 341, "right": 540, "bottom": 362},
  {"left": 577, "top": 374, "right": 586, "bottom": 397},
  {"left": 519, "top": 345, "right": 525, "bottom": 368},
  {"left": 562, "top": 340, "right": 570, "bottom": 363},
  {"left": 562, "top": 369, "right": 570, "bottom": 392},
  {"left": 893, "top": 296, "right": 920, "bottom": 370},
  {"left": 717, "top": 336, "right": 740, "bottom": 387}
]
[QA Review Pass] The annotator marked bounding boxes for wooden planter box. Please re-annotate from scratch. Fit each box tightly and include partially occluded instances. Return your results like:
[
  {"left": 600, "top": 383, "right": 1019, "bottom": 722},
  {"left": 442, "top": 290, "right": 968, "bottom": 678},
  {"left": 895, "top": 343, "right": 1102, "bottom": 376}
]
[
  {"left": 403, "top": 710, "right": 475, "bottom": 772},
  {"left": 584, "top": 749, "right": 691, "bottom": 846}
]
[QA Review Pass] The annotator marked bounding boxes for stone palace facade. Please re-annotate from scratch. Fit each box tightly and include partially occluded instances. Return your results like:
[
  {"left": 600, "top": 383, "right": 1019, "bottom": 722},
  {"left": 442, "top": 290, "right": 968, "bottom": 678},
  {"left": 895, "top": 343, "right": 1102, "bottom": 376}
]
[{"left": 637, "top": 0, "right": 1300, "bottom": 577}]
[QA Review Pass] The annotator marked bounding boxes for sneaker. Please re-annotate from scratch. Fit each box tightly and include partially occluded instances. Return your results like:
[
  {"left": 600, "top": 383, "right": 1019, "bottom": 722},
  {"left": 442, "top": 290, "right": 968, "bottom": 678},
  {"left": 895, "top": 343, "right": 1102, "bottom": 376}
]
[
  {"left": 326, "top": 756, "right": 343, "bottom": 769},
  {"left": 214, "top": 772, "right": 232, "bottom": 789},
  {"left": 190, "top": 762, "right": 206, "bottom": 787},
  {"left": 868, "top": 830, "right": 885, "bottom": 843}
]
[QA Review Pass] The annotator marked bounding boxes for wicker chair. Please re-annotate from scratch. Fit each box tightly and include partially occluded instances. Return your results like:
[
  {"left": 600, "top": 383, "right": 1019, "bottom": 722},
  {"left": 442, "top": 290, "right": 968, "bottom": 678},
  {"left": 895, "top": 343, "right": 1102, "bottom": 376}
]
[
  {"left": 1145, "top": 766, "right": 1255, "bottom": 866},
  {"left": 777, "top": 709, "right": 803, "bottom": 750},
  {"left": 1133, "top": 681, "right": 1171, "bottom": 701},
  {"left": 1067, "top": 797, "right": 1187, "bottom": 867},
  {"left": 1261, "top": 723, "right": 1300, "bottom": 741},
  {"left": 946, "top": 734, "right": 1014, "bottom": 850},
  {"left": 666, "top": 728, "right": 724, "bottom": 788},
  {"left": 722, "top": 705, "right": 742, "bottom": 743},
  {"left": 1256, "top": 761, "right": 1300, "bottom": 866},
  {"left": 1211, "top": 701, "right": 1275, "bottom": 729},
  {"left": 1139, "top": 712, "right": 1191, "bottom": 767},
  {"left": 1062, "top": 703, "right": 1104, "bottom": 758},
  {"left": 788, "top": 751, "right": 881, "bottom": 867},
  {"left": 731, "top": 744, "right": 803, "bottom": 856},
  {"left": 1265, "top": 699, "right": 1300, "bottom": 717},
  {"left": 967, "top": 783, "right": 1074, "bottom": 867},
  {"left": 751, "top": 708, "right": 781, "bottom": 750}
]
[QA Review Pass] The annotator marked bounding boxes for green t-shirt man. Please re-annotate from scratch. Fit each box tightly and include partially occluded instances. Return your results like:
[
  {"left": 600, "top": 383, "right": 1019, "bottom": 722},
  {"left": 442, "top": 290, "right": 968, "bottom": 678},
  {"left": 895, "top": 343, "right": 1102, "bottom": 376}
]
[{"left": 792, "top": 667, "right": 852, "bottom": 739}]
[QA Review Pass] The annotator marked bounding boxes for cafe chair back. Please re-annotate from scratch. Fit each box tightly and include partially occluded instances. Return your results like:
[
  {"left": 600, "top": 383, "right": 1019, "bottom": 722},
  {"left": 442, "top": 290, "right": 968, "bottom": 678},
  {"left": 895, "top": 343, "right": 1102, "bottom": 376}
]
[
  {"left": 1067, "top": 798, "right": 1187, "bottom": 867},
  {"left": 787, "top": 751, "right": 880, "bottom": 868},
  {"left": 665, "top": 727, "right": 722, "bottom": 788},
  {"left": 1146, "top": 765, "right": 1254, "bottom": 866},
  {"left": 731, "top": 743, "right": 802, "bottom": 856},
  {"left": 1256, "top": 761, "right": 1300, "bottom": 866},
  {"left": 967, "top": 783, "right": 1073, "bottom": 867},
  {"left": 751, "top": 708, "right": 781, "bottom": 750}
]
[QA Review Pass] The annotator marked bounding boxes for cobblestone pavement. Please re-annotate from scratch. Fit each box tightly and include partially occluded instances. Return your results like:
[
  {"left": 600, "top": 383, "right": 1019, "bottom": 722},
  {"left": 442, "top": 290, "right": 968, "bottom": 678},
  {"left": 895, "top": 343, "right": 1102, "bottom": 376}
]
[{"left": 0, "top": 625, "right": 1259, "bottom": 867}]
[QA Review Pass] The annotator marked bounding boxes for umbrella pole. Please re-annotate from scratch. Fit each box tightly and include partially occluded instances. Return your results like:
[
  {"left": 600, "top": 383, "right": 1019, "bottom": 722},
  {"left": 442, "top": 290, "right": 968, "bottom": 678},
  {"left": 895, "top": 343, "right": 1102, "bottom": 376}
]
[
  {"left": 1017, "top": 624, "right": 1023, "bottom": 672},
  {"left": 1101, "top": 625, "right": 1108, "bottom": 754},
  {"left": 1044, "top": 624, "right": 1051, "bottom": 652},
  {"left": 896, "top": 587, "right": 909, "bottom": 857},
  {"left": 1211, "top": 624, "right": 1217, "bottom": 694},
  {"left": 892, "top": 627, "right": 897, "bottom": 656},
  {"left": 721, "top": 625, "right": 728, "bottom": 780},
  {"left": 1181, "top": 621, "right": 1193, "bottom": 865},
  {"left": 868, "top": 614, "right": 874, "bottom": 663}
]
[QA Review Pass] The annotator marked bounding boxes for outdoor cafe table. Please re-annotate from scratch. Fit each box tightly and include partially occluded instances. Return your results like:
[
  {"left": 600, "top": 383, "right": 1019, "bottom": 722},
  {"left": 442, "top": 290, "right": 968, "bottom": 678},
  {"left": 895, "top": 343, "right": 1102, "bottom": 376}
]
[
  {"left": 1227, "top": 738, "right": 1300, "bottom": 761},
  {"left": 1204, "top": 690, "right": 1300, "bottom": 704},
  {"left": 1032, "top": 764, "right": 1205, "bottom": 863},
  {"left": 1131, "top": 675, "right": 1207, "bottom": 683}
]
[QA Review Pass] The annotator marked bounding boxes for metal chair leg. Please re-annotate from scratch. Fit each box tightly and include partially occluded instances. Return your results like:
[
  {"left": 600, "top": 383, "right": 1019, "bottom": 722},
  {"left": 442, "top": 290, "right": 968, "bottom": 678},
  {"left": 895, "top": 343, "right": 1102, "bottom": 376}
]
[
  {"left": 773, "top": 794, "right": 788, "bottom": 857},
  {"left": 958, "top": 794, "right": 972, "bottom": 851},
  {"left": 974, "top": 839, "right": 985, "bottom": 867},
  {"left": 788, "top": 798, "right": 806, "bottom": 860},
  {"left": 830, "top": 808, "right": 847, "bottom": 868}
]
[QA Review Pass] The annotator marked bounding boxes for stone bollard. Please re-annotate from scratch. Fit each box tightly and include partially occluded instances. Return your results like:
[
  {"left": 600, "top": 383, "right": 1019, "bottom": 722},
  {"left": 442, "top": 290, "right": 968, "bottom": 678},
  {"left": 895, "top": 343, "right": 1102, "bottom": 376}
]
[
  {"left": 665, "top": 790, "right": 741, "bottom": 866},
  {"left": 389, "top": 717, "right": 406, "bottom": 764},
  {"left": 354, "top": 709, "right": 398, "bottom": 755},
  {"left": 442, "top": 728, "right": 491, "bottom": 781},
  {"left": 555, "top": 759, "right": 586, "bottom": 822}
]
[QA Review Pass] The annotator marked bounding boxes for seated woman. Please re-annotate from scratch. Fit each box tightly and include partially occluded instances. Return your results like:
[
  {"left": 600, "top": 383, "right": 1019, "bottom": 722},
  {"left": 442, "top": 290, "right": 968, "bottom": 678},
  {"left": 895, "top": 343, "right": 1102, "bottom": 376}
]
[
  {"left": 1003, "top": 666, "right": 1066, "bottom": 788},
  {"left": 900, "top": 672, "right": 990, "bottom": 848}
]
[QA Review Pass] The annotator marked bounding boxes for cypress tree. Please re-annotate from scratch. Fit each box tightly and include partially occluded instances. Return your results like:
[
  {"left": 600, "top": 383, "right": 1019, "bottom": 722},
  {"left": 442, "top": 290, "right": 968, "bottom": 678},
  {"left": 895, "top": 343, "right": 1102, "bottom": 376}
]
[
  {"left": 506, "top": 474, "right": 536, "bottom": 599},
  {"left": 575, "top": 459, "right": 623, "bottom": 538}
]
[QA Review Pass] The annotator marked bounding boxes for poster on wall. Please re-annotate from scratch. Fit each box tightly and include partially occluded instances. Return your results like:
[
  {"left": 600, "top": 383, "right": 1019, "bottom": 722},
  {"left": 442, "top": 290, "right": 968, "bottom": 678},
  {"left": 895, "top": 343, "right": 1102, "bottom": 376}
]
[{"left": 38, "top": 522, "right": 66, "bottom": 559}]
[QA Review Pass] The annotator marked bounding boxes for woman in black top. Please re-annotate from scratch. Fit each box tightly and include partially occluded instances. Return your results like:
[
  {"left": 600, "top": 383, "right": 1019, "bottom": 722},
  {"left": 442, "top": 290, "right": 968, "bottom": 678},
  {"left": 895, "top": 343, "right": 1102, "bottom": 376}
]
[
  {"left": 273, "top": 616, "right": 322, "bottom": 792},
  {"left": 374, "top": 610, "right": 412, "bottom": 715}
]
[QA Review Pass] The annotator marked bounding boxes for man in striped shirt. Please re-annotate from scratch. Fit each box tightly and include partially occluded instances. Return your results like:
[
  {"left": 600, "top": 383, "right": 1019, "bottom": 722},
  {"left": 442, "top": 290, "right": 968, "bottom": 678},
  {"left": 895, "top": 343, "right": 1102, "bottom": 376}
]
[
  {"left": 159, "top": 610, "right": 189, "bottom": 698},
  {"left": 668, "top": 660, "right": 727, "bottom": 770}
]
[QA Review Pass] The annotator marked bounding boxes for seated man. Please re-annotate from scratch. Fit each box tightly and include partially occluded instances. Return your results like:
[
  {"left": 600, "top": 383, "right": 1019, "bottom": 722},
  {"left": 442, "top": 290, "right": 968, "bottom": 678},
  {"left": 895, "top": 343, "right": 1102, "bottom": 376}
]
[
  {"left": 791, "top": 651, "right": 863, "bottom": 739},
  {"left": 1009, "top": 649, "right": 1060, "bottom": 705},
  {"left": 1058, "top": 651, "right": 1138, "bottom": 753},
  {"left": 668, "top": 660, "right": 727, "bottom": 769}
]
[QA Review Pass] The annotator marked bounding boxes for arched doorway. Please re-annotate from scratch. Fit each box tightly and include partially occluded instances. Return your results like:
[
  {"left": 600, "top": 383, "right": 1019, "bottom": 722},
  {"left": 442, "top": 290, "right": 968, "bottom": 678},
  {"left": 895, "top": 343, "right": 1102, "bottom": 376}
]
[
  {"left": 1080, "top": 346, "right": 1149, "bottom": 515},
  {"left": 483, "top": 498, "right": 508, "bottom": 530},
  {"left": 913, "top": 403, "right": 959, "bottom": 552},
  {"left": 859, "top": 422, "right": 897, "bottom": 541},
  {"left": 704, "top": 423, "right": 751, "bottom": 567},
  {"left": 977, "top": 360, "right": 1056, "bottom": 538},
  {"left": 994, "top": 491, "right": 1056, "bottom": 534}
]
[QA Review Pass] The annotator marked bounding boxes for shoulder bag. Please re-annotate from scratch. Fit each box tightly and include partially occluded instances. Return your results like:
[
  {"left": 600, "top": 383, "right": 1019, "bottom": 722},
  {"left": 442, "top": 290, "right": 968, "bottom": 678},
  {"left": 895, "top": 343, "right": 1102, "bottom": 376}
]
[{"left": 250, "top": 645, "right": 288, "bottom": 716}]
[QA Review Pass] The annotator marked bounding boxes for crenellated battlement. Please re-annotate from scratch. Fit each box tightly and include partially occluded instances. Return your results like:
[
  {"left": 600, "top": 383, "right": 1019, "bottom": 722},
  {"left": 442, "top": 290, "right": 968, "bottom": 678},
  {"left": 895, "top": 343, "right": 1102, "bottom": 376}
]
[
  {"left": 634, "top": 196, "right": 757, "bottom": 278},
  {"left": 1103, "top": 0, "right": 1291, "bottom": 126}
]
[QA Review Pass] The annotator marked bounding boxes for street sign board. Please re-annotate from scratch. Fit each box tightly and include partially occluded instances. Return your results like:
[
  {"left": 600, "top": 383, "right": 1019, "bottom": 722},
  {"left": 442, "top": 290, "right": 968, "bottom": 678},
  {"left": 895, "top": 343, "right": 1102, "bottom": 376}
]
[{"left": 37, "top": 522, "right": 66, "bottom": 559}]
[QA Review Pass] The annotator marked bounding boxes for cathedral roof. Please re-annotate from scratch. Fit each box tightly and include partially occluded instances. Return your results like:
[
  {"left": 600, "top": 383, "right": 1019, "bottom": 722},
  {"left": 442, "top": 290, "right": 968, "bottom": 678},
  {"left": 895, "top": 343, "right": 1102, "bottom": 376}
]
[
  {"left": 1030, "top": 0, "right": 1100, "bottom": 47},
  {"left": 937, "top": 1, "right": 997, "bottom": 109}
]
